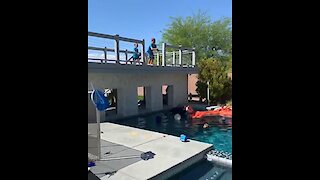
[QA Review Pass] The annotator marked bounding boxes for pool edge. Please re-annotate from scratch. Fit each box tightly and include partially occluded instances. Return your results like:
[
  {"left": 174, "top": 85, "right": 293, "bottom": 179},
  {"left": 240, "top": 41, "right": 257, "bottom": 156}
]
[{"left": 149, "top": 145, "right": 213, "bottom": 180}]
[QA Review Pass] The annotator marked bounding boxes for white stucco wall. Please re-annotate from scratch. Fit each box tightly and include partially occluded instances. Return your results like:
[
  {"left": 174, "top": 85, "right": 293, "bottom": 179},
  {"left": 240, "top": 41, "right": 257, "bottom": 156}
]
[{"left": 88, "top": 72, "right": 188, "bottom": 117}]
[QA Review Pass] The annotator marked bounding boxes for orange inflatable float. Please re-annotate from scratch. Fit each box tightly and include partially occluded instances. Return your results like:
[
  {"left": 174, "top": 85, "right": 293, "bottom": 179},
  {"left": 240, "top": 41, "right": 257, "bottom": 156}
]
[{"left": 186, "top": 106, "right": 232, "bottom": 119}]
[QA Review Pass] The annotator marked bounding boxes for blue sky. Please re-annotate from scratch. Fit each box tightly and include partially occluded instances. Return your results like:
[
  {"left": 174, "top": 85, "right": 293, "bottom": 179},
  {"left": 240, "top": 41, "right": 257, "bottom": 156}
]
[
  {"left": 88, "top": 0, "right": 232, "bottom": 59},
  {"left": 88, "top": 0, "right": 231, "bottom": 60}
]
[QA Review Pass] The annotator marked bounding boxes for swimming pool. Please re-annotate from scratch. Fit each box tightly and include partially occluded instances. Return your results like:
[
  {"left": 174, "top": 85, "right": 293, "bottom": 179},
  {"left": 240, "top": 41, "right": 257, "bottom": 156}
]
[
  {"left": 106, "top": 110, "right": 232, "bottom": 153},
  {"left": 167, "top": 160, "right": 232, "bottom": 180}
]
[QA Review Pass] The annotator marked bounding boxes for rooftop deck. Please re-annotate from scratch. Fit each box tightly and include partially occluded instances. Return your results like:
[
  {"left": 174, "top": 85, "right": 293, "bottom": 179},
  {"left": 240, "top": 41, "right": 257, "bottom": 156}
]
[
  {"left": 88, "top": 32, "right": 197, "bottom": 74},
  {"left": 88, "top": 62, "right": 198, "bottom": 74}
]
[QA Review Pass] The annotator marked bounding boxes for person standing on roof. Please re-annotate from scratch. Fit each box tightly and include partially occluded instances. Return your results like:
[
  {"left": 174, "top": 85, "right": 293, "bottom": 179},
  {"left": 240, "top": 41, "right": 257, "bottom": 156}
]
[
  {"left": 147, "top": 38, "right": 158, "bottom": 65},
  {"left": 133, "top": 43, "right": 141, "bottom": 64}
]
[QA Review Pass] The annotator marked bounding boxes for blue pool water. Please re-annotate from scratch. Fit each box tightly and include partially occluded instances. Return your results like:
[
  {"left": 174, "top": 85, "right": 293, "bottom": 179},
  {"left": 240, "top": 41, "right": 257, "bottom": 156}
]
[
  {"left": 168, "top": 160, "right": 232, "bottom": 180},
  {"left": 107, "top": 110, "right": 232, "bottom": 153}
]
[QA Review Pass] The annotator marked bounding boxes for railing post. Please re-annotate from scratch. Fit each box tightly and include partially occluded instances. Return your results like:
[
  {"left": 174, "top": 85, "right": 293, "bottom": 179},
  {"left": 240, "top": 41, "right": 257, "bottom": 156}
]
[
  {"left": 104, "top": 47, "right": 107, "bottom": 64},
  {"left": 141, "top": 39, "right": 145, "bottom": 66},
  {"left": 162, "top": 43, "right": 166, "bottom": 66},
  {"left": 172, "top": 51, "right": 175, "bottom": 66},
  {"left": 156, "top": 52, "right": 160, "bottom": 66},
  {"left": 192, "top": 48, "right": 196, "bottom": 67},
  {"left": 114, "top": 34, "right": 120, "bottom": 64},
  {"left": 125, "top": 49, "right": 128, "bottom": 64},
  {"left": 179, "top": 45, "right": 182, "bottom": 67}
]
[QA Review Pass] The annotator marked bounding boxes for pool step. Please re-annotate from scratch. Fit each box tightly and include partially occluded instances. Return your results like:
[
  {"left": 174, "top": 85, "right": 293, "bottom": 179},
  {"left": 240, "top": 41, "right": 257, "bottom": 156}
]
[
  {"left": 207, "top": 150, "right": 232, "bottom": 160},
  {"left": 206, "top": 154, "right": 232, "bottom": 168}
]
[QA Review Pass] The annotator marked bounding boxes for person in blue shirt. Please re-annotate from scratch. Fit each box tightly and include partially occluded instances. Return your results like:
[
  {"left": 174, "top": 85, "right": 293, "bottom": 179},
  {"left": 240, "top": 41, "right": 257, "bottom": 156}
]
[
  {"left": 133, "top": 43, "right": 140, "bottom": 64},
  {"left": 147, "top": 38, "right": 158, "bottom": 65},
  {"left": 126, "top": 43, "right": 140, "bottom": 65}
]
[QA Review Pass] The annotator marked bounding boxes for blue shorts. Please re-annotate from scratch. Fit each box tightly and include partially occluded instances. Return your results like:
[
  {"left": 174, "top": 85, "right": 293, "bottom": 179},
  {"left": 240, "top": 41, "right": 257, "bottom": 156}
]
[
  {"left": 148, "top": 53, "right": 154, "bottom": 59},
  {"left": 133, "top": 53, "right": 139, "bottom": 60}
]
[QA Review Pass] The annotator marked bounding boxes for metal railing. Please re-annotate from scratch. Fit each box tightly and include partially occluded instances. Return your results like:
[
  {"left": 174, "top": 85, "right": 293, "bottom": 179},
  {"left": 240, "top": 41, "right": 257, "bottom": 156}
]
[{"left": 88, "top": 32, "right": 196, "bottom": 67}]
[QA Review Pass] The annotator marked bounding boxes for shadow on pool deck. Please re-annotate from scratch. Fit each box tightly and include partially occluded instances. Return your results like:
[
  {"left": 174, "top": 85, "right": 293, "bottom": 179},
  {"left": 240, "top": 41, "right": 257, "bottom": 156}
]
[{"left": 88, "top": 138, "right": 144, "bottom": 179}]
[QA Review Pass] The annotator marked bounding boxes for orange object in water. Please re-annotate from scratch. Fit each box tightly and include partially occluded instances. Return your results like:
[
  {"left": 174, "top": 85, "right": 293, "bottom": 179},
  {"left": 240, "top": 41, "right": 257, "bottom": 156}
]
[
  {"left": 192, "top": 110, "right": 220, "bottom": 119},
  {"left": 219, "top": 110, "right": 232, "bottom": 117},
  {"left": 189, "top": 106, "right": 232, "bottom": 119}
]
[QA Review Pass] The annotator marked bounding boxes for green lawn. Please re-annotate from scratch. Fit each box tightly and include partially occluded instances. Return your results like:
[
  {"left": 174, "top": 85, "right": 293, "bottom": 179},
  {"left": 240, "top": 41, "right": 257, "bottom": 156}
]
[{"left": 137, "top": 96, "right": 144, "bottom": 101}]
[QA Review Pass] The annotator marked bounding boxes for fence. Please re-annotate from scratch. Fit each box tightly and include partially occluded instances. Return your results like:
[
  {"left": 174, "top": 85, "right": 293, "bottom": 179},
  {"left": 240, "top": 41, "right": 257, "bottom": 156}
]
[{"left": 88, "top": 32, "right": 195, "bottom": 67}]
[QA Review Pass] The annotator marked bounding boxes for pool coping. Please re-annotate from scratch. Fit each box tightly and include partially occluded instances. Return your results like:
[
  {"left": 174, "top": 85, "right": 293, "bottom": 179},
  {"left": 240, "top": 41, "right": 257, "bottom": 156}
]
[{"left": 149, "top": 146, "right": 212, "bottom": 180}]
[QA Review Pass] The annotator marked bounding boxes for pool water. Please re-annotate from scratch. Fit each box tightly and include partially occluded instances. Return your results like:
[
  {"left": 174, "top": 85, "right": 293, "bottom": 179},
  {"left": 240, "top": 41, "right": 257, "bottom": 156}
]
[
  {"left": 168, "top": 160, "right": 232, "bottom": 180},
  {"left": 107, "top": 110, "right": 232, "bottom": 153}
]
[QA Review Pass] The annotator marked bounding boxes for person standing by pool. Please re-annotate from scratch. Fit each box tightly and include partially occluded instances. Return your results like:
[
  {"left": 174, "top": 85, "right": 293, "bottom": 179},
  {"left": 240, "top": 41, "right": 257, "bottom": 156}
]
[{"left": 147, "top": 38, "right": 158, "bottom": 65}]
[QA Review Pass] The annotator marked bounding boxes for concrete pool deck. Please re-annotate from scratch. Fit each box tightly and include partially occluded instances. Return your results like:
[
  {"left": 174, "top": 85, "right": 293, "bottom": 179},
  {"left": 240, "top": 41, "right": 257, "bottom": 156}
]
[{"left": 90, "top": 122, "right": 213, "bottom": 180}]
